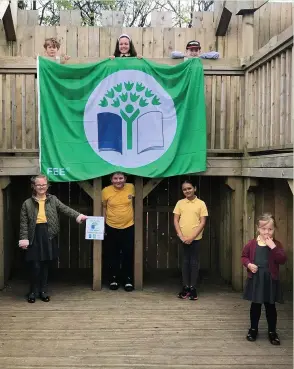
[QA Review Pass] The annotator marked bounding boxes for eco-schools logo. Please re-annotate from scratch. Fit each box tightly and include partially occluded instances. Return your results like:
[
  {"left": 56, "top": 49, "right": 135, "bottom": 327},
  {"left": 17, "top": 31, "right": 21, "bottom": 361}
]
[{"left": 84, "top": 70, "right": 177, "bottom": 168}]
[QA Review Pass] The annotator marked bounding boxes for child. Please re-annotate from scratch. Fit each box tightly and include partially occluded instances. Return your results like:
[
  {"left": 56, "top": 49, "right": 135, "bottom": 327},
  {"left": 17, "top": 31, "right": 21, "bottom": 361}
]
[
  {"left": 43, "top": 37, "right": 70, "bottom": 64},
  {"left": 102, "top": 172, "right": 135, "bottom": 292},
  {"left": 171, "top": 40, "right": 219, "bottom": 60},
  {"left": 109, "top": 34, "right": 142, "bottom": 59},
  {"left": 19, "top": 175, "right": 87, "bottom": 303},
  {"left": 173, "top": 180, "right": 208, "bottom": 300},
  {"left": 241, "top": 213, "right": 287, "bottom": 345}
]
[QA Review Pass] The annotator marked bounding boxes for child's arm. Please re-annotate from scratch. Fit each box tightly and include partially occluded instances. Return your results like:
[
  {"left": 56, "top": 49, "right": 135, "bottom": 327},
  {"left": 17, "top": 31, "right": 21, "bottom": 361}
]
[
  {"left": 184, "top": 217, "right": 206, "bottom": 243},
  {"left": 170, "top": 51, "right": 185, "bottom": 59},
  {"left": 266, "top": 238, "right": 287, "bottom": 264},
  {"left": 54, "top": 196, "right": 87, "bottom": 223},
  {"left": 19, "top": 202, "right": 29, "bottom": 248},
  {"left": 199, "top": 51, "right": 220, "bottom": 59},
  {"left": 173, "top": 214, "right": 186, "bottom": 243},
  {"left": 60, "top": 54, "right": 71, "bottom": 64}
]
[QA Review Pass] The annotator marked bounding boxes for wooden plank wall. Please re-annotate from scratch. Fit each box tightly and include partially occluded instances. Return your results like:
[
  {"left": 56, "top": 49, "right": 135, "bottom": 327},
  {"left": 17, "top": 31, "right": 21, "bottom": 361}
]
[
  {"left": 0, "top": 2, "right": 292, "bottom": 58},
  {"left": 244, "top": 46, "right": 293, "bottom": 150},
  {"left": 0, "top": 72, "right": 243, "bottom": 153}
]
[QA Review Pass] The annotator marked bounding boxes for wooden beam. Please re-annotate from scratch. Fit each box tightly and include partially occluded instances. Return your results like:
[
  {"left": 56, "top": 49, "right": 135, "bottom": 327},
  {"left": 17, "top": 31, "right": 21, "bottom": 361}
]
[
  {"left": 287, "top": 180, "right": 293, "bottom": 194},
  {"left": 143, "top": 178, "right": 163, "bottom": 199},
  {"left": 134, "top": 177, "right": 143, "bottom": 290},
  {"left": 77, "top": 181, "right": 94, "bottom": 199},
  {"left": 241, "top": 14, "right": 254, "bottom": 59},
  {"left": 0, "top": 176, "right": 10, "bottom": 290},
  {"left": 242, "top": 153, "right": 293, "bottom": 168},
  {"left": 2, "top": 3, "right": 16, "bottom": 41},
  {"left": 92, "top": 178, "right": 102, "bottom": 291},
  {"left": 241, "top": 168, "right": 293, "bottom": 179},
  {"left": 243, "top": 178, "right": 258, "bottom": 288},
  {"left": 215, "top": 6, "right": 232, "bottom": 36},
  {"left": 225, "top": 177, "right": 244, "bottom": 291}
]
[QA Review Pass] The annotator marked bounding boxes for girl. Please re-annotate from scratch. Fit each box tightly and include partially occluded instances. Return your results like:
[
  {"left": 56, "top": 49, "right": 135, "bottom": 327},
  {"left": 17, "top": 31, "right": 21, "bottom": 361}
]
[
  {"left": 102, "top": 172, "right": 135, "bottom": 292},
  {"left": 241, "top": 213, "right": 287, "bottom": 345},
  {"left": 173, "top": 180, "right": 208, "bottom": 300},
  {"left": 19, "top": 175, "right": 87, "bottom": 303},
  {"left": 109, "top": 34, "right": 141, "bottom": 59}
]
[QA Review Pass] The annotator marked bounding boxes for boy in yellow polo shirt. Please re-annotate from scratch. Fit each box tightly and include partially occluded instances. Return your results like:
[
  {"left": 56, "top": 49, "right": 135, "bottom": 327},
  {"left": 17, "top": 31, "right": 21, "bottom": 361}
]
[
  {"left": 173, "top": 180, "right": 208, "bottom": 300},
  {"left": 102, "top": 172, "right": 135, "bottom": 291}
]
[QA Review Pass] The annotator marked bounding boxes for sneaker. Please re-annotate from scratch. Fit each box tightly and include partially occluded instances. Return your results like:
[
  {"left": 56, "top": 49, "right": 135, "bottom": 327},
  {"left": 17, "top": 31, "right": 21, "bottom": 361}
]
[
  {"left": 189, "top": 286, "right": 198, "bottom": 300},
  {"left": 268, "top": 331, "right": 280, "bottom": 345},
  {"left": 109, "top": 276, "right": 119, "bottom": 290},
  {"left": 178, "top": 286, "right": 190, "bottom": 299},
  {"left": 124, "top": 277, "right": 134, "bottom": 292}
]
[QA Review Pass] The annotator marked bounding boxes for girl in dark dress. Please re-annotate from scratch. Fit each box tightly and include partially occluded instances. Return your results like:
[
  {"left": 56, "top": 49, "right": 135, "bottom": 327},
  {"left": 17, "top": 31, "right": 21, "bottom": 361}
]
[
  {"left": 19, "top": 175, "right": 87, "bottom": 303},
  {"left": 241, "top": 213, "right": 287, "bottom": 345}
]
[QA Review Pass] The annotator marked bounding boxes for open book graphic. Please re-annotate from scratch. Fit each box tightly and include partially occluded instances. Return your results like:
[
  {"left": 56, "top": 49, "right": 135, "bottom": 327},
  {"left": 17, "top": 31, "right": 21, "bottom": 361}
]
[{"left": 97, "top": 113, "right": 122, "bottom": 154}]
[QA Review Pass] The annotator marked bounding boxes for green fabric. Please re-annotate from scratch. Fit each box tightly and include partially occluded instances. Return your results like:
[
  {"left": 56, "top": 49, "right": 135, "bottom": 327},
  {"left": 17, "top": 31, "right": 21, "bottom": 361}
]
[{"left": 38, "top": 57, "right": 207, "bottom": 181}]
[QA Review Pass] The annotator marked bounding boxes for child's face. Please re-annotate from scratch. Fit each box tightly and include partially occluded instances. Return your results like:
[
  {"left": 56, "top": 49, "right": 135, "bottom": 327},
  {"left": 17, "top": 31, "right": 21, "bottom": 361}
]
[
  {"left": 257, "top": 220, "right": 275, "bottom": 240},
  {"left": 45, "top": 42, "right": 58, "bottom": 57},
  {"left": 186, "top": 48, "right": 200, "bottom": 57},
  {"left": 119, "top": 37, "right": 130, "bottom": 55},
  {"left": 34, "top": 177, "right": 48, "bottom": 197},
  {"left": 182, "top": 183, "right": 196, "bottom": 199},
  {"left": 111, "top": 173, "right": 126, "bottom": 189}
]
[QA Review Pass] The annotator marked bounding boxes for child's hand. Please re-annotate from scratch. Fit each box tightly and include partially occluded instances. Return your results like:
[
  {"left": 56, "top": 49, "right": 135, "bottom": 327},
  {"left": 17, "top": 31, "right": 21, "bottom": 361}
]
[
  {"left": 248, "top": 263, "right": 258, "bottom": 273},
  {"left": 62, "top": 54, "right": 70, "bottom": 61},
  {"left": 264, "top": 237, "right": 276, "bottom": 249},
  {"left": 109, "top": 55, "right": 115, "bottom": 60},
  {"left": 19, "top": 240, "right": 29, "bottom": 249},
  {"left": 184, "top": 238, "right": 193, "bottom": 245},
  {"left": 76, "top": 214, "right": 87, "bottom": 223},
  {"left": 137, "top": 55, "right": 143, "bottom": 59}
]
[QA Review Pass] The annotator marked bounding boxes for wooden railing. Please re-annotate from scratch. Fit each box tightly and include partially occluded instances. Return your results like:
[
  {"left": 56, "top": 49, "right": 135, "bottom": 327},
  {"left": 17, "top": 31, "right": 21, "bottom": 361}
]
[
  {"left": 243, "top": 27, "right": 293, "bottom": 152},
  {"left": 0, "top": 58, "right": 244, "bottom": 154}
]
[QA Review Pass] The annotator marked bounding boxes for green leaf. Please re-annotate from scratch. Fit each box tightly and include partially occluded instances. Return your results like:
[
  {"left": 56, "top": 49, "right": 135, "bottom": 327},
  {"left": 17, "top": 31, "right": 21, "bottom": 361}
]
[
  {"left": 145, "top": 88, "right": 154, "bottom": 98},
  {"left": 105, "top": 88, "right": 115, "bottom": 98},
  {"left": 120, "top": 93, "right": 128, "bottom": 102},
  {"left": 124, "top": 82, "right": 134, "bottom": 91},
  {"left": 130, "top": 93, "right": 140, "bottom": 102},
  {"left": 99, "top": 97, "right": 108, "bottom": 107},
  {"left": 152, "top": 96, "right": 161, "bottom": 105},
  {"left": 114, "top": 83, "right": 122, "bottom": 93},
  {"left": 139, "top": 98, "right": 148, "bottom": 107},
  {"left": 111, "top": 98, "right": 120, "bottom": 108},
  {"left": 136, "top": 83, "right": 145, "bottom": 92}
]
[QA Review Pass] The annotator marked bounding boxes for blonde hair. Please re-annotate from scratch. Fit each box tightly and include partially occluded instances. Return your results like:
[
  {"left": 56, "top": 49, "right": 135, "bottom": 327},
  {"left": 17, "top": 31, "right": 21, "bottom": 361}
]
[
  {"left": 43, "top": 37, "right": 60, "bottom": 50},
  {"left": 256, "top": 212, "right": 276, "bottom": 234},
  {"left": 31, "top": 174, "right": 49, "bottom": 194}
]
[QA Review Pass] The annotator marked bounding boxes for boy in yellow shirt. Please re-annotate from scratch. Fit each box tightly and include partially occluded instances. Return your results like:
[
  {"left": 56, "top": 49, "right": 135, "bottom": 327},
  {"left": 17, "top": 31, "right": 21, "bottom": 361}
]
[{"left": 102, "top": 172, "right": 135, "bottom": 291}]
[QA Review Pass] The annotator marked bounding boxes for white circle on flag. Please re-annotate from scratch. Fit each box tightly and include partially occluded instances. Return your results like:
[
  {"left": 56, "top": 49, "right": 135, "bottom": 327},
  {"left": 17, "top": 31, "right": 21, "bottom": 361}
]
[{"left": 83, "top": 70, "right": 177, "bottom": 168}]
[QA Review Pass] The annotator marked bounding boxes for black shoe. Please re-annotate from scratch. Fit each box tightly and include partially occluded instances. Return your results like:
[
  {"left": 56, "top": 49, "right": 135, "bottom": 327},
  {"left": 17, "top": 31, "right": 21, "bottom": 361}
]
[
  {"left": 268, "top": 331, "right": 280, "bottom": 345},
  {"left": 27, "top": 292, "right": 36, "bottom": 303},
  {"left": 109, "top": 276, "right": 119, "bottom": 290},
  {"left": 124, "top": 277, "right": 134, "bottom": 292},
  {"left": 246, "top": 328, "right": 258, "bottom": 342},
  {"left": 189, "top": 286, "right": 198, "bottom": 300},
  {"left": 39, "top": 292, "right": 50, "bottom": 302},
  {"left": 178, "top": 286, "right": 190, "bottom": 299}
]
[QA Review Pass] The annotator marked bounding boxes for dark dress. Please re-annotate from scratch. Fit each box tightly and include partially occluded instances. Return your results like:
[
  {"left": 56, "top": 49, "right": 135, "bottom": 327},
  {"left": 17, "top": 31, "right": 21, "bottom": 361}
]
[
  {"left": 243, "top": 243, "right": 283, "bottom": 304},
  {"left": 25, "top": 223, "right": 58, "bottom": 262}
]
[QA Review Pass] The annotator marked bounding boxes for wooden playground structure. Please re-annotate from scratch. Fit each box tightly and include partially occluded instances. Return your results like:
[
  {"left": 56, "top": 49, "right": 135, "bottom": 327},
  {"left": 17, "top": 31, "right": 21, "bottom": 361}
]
[{"left": 0, "top": 1, "right": 292, "bottom": 294}]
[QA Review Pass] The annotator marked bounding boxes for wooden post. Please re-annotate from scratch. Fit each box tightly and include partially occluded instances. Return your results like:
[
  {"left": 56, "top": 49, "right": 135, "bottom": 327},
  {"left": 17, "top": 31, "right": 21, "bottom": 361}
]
[
  {"left": 92, "top": 178, "right": 102, "bottom": 291},
  {"left": 287, "top": 180, "right": 293, "bottom": 195},
  {"left": 226, "top": 177, "right": 243, "bottom": 291},
  {"left": 241, "top": 14, "right": 254, "bottom": 60},
  {"left": 243, "top": 178, "right": 258, "bottom": 288},
  {"left": 134, "top": 177, "right": 143, "bottom": 290},
  {"left": 0, "top": 177, "right": 10, "bottom": 290}
]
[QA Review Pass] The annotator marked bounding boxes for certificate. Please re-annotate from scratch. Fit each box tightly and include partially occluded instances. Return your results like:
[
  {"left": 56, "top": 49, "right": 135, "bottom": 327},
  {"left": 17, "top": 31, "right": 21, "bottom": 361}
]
[{"left": 85, "top": 216, "right": 105, "bottom": 240}]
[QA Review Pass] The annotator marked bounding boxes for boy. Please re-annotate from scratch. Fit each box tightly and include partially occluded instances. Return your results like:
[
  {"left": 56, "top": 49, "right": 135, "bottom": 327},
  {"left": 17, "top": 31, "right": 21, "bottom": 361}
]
[
  {"left": 43, "top": 37, "right": 70, "bottom": 64},
  {"left": 171, "top": 40, "right": 219, "bottom": 60}
]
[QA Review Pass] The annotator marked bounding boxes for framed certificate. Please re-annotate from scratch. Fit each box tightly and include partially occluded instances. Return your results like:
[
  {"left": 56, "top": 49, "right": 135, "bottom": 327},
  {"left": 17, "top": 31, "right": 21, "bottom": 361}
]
[{"left": 85, "top": 216, "right": 105, "bottom": 240}]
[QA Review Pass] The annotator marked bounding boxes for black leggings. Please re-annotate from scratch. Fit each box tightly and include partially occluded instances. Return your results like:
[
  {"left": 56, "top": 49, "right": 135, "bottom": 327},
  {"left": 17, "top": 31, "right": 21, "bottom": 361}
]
[
  {"left": 250, "top": 302, "right": 277, "bottom": 332},
  {"left": 28, "top": 261, "right": 50, "bottom": 294},
  {"left": 181, "top": 240, "right": 200, "bottom": 287}
]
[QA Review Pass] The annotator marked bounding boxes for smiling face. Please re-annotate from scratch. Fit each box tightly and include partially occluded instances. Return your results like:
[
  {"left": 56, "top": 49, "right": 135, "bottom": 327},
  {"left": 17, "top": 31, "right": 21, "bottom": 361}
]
[
  {"left": 111, "top": 173, "right": 126, "bottom": 189},
  {"left": 257, "top": 219, "right": 275, "bottom": 241},
  {"left": 34, "top": 177, "right": 48, "bottom": 197},
  {"left": 182, "top": 182, "right": 196, "bottom": 200},
  {"left": 119, "top": 37, "right": 130, "bottom": 55},
  {"left": 186, "top": 47, "right": 201, "bottom": 57}
]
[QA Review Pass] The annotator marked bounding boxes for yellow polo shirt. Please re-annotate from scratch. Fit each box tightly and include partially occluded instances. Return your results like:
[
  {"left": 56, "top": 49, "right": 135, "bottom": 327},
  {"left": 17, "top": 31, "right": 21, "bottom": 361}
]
[
  {"left": 173, "top": 197, "right": 208, "bottom": 240},
  {"left": 102, "top": 183, "right": 135, "bottom": 229},
  {"left": 36, "top": 198, "right": 47, "bottom": 223}
]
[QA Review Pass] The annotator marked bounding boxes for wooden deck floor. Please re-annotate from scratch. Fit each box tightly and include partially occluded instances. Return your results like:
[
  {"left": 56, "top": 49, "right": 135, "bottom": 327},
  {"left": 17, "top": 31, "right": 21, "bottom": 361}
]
[{"left": 0, "top": 278, "right": 293, "bottom": 369}]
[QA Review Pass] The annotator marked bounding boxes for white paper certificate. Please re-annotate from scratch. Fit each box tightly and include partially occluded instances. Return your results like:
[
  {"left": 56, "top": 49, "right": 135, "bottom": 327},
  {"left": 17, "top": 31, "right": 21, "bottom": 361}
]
[{"left": 85, "top": 216, "right": 105, "bottom": 240}]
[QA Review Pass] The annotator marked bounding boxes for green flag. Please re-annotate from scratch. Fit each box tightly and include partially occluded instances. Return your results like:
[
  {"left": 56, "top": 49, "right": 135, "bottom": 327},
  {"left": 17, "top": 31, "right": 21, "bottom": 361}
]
[{"left": 38, "top": 56, "right": 206, "bottom": 181}]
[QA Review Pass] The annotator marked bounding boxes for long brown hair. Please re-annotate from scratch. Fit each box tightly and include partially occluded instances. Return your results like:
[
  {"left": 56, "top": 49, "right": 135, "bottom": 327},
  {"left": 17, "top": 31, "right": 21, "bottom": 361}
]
[{"left": 113, "top": 35, "right": 137, "bottom": 57}]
